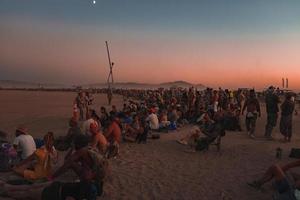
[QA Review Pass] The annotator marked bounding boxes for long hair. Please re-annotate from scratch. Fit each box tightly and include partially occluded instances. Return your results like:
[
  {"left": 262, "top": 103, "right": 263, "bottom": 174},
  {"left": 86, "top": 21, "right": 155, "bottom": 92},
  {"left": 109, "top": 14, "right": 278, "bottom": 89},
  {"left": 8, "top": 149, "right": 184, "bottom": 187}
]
[{"left": 44, "top": 132, "right": 54, "bottom": 153}]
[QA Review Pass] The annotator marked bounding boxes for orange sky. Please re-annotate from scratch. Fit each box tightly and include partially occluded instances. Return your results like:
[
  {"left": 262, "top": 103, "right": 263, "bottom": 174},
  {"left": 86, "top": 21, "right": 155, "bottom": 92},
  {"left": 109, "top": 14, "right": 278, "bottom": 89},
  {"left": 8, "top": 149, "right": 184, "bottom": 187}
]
[{"left": 1, "top": 1, "right": 300, "bottom": 90}]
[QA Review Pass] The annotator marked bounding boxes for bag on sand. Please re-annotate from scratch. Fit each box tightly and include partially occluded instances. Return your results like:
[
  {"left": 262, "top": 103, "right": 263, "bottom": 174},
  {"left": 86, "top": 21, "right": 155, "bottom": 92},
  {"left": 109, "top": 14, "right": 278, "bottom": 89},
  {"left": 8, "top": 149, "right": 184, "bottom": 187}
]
[{"left": 289, "top": 148, "right": 300, "bottom": 159}]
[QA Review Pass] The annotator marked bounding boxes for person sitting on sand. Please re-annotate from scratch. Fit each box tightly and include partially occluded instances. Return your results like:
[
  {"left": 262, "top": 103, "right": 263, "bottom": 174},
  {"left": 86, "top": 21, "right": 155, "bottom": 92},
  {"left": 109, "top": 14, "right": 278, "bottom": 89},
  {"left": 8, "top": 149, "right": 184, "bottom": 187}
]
[
  {"left": 104, "top": 116, "right": 121, "bottom": 158},
  {"left": 54, "top": 118, "right": 82, "bottom": 151},
  {"left": 248, "top": 160, "right": 300, "bottom": 200},
  {"left": 90, "top": 122, "right": 108, "bottom": 154},
  {"left": 105, "top": 116, "right": 121, "bottom": 145},
  {"left": 146, "top": 108, "right": 159, "bottom": 130},
  {"left": 82, "top": 109, "right": 100, "bottom": 137},
  {"left": 13, "top": 125, "right": 36, "bottom": 160},
  {"left": 46, "top": 134, "right": 107, "bottom": 200},
  {"left": 100, "top": 106, "right": 110, "bottom": 129},
  {"left": 159, "top": 110, "right": 171, "bottom": 129},
  {"left": 124, "top": 115, "right": 143, "bottom": 142},
  {"left": 13, "top": 132, "right": 58, "bottom": 180},
  {"left": 0, "top": 130, "right": 18, "bottom": 171}
]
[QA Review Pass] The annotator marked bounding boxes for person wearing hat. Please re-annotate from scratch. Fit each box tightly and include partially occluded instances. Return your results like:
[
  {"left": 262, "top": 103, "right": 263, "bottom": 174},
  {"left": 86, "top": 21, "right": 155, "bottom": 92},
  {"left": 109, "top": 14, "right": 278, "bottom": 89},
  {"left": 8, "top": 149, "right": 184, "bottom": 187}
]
[
  {"left": 146, "top": 108, "right": 159, "bottom": 130},
  {"left": 13, "top": 125, "right": 36, "bottom": 160},
  {"left": 264, "top": 86, "right": 280, "bottom": 140}
]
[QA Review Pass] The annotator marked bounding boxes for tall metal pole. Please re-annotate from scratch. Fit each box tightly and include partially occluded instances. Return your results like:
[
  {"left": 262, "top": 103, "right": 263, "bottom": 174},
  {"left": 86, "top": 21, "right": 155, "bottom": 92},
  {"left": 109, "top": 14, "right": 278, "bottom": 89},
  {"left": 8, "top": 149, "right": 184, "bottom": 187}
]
[
  {"left": 106, "top": 41, "right": 113, "bottom": 84},
  {"left": 106, "top": 41, "right": 114, "bottom": 105}
]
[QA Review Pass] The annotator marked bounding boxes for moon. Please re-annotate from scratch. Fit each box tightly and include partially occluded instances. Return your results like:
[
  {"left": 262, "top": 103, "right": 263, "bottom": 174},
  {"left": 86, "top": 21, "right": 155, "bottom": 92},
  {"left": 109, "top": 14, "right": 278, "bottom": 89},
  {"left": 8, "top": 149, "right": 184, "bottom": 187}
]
[{"left": 92, "top": 0, "right": 96, "bottom": 4}]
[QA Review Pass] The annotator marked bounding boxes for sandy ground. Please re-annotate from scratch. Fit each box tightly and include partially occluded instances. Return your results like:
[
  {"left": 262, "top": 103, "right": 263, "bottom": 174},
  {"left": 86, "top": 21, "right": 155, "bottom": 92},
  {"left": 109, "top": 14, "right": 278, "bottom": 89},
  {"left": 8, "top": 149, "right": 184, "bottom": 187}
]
[{"left": 0, "top": 90, "right": 300, "bottom": 200}]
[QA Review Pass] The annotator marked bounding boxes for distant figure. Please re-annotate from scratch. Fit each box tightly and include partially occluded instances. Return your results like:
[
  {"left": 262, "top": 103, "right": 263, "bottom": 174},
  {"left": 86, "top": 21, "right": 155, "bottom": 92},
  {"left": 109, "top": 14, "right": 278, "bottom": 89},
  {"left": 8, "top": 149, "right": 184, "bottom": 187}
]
[
  {"left": 75, "top": 91, "right": 85, "bottom": 121},
  {"left": 279, "top": 93, "right": 296, "bottom": 142},
  {"left": 242, "top": 89, "right": 261, "bottom": 138},
  {"left": 13, "top": 125, "right": 36, "bottom": 160},
  {"left": 85, "top": 91, "right": 94, "bottom": 119},
  {"left": 264, "top": 86, "right": 280, "bottom": 140},
  {"left": 107, "top": 88, "right": 113, "bottom": 105}
]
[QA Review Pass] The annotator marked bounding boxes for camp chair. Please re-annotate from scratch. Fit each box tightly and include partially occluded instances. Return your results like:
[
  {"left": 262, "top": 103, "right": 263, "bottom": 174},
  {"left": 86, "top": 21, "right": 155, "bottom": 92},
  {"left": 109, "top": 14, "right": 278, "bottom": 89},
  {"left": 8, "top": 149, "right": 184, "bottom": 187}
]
[{"left": 196, "top": 122, "right": 225, "bottom": 152}]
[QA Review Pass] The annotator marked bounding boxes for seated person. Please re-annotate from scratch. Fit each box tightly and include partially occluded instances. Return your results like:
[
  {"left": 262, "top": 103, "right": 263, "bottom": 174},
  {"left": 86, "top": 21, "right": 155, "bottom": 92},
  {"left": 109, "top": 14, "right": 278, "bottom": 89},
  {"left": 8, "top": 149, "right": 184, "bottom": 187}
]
[
  {"left": 90, "top": 122, "right": 108, "bottom": 154},
  {"left": 159, "top": 110, "right": 171, "bottom": 129},
  {"left": 136, "top": 118, "right": 149, "bottom": 144},
  {"left": 124, "top": 115, "right": 143, "bottom": 142},
  {"left": 13, "top": 125, "right": 36, "bottom": 160},
  {"left": 177, "top": 113, "right": 225, "bottom": 152},
  {"left": 55, "top": 118, "right": 82, "bottom": 151},
  {"left": 100, "top": 106, "right": 110, "bottom": 129},
  {"left": 146, "top": 108, "right": 159, "bottom": 130},
  {"left": 46, "top": 134, "right": 107, "bottom": 200},
  {"left": 82, "top": 109, "right": 100, "bottom": 137},
  {"left": 104, "top": 116, "right": 121, "bottom": 158},
  {"left": 13, "top": 132, "right": 58, "bottom": 180},
  {"left": 248, "top": 160, "right": 300, "bottom": 200},
  {"left": 0, "top": 130, "right": 18, "bottom": 171}
]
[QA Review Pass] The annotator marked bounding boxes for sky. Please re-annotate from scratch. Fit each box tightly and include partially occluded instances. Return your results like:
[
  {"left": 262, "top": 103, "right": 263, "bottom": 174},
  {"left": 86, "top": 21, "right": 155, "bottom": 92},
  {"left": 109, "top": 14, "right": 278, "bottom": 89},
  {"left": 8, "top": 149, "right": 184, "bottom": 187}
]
[{"left": 0, "top": 0, "right": 300, "bottom": 89}]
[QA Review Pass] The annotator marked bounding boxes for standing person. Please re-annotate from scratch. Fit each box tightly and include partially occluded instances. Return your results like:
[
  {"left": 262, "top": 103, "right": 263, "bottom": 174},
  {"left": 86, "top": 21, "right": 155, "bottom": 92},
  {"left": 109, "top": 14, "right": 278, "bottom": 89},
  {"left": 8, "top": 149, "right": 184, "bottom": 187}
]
[
  {"left": 107, "top": 88, "right": 113, "bottom": 105},
  {"left": 242, "top": 89, "right": 261, "bottom": 138},
  {"left": 13, "top": 126, "right": 36, "bottom": 160},
  {"left": 75, "top": 91, "right": 85, "bottom": 121},
  {"left": 280, "top": 93, "right": 297, "bottom": 142},
  {"left": 85, "top": 92, "right": 94, "bottom": 119},
  {"left": 265, "top": 86, "right": 280, "bottom": 140}
]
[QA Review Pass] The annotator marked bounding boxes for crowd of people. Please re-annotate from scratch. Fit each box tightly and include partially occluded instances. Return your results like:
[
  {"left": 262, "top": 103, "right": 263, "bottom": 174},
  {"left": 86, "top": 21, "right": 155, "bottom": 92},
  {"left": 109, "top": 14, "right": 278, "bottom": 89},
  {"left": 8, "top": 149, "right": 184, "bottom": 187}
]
[{"left": 0, "top": 85, "right": 299, "bottom": 200}]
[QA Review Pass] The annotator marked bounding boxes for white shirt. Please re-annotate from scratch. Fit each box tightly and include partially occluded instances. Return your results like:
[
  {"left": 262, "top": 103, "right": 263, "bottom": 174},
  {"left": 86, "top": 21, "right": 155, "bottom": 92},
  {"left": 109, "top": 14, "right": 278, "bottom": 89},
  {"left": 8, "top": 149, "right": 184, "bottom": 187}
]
[
  {"left": 146, "top": 113, "right": 159, "bottom": 130},
  {"left": 13, "top": 134, "right": 36, "bottom": 159},
  {"left": 82, "top": 118, "right": 99, "bottom": 136}
]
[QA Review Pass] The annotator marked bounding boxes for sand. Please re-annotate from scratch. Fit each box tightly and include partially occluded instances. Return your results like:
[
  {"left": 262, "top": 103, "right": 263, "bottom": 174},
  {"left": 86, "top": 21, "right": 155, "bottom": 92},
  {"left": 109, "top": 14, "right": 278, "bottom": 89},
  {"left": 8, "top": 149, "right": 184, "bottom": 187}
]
[{"left": 0, "top": 90, "right": 300, "bottom": 200}]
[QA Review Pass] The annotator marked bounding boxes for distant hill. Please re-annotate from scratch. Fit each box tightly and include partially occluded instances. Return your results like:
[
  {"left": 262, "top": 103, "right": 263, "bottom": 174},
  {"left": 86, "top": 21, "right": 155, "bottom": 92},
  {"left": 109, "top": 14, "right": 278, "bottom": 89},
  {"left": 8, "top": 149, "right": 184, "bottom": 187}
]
[
  {"left": 0, "top": 80, "right": 68, "bottom": 89},
  {"left": 0, "top": 80, "right": 205, "bottom": 90},
  {"left": 84, "top": 80, "right": 205, "bottom": 89}
]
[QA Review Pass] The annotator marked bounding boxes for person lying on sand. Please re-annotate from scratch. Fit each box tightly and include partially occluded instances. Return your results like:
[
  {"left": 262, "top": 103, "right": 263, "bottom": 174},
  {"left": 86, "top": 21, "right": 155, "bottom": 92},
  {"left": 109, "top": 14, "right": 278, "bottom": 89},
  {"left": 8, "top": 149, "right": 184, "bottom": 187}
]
[
  {"left": 0, "top": 179, "right": 53, "bottom": 200},
  {"left": 46, "top": 134, "right": 107, "bottom": 200},
  {"left": 248, "top": 160, "right": 300, "bottom": 199},
  {"left": 13, "top": 132, "right": 58, "bottom": 180}
]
